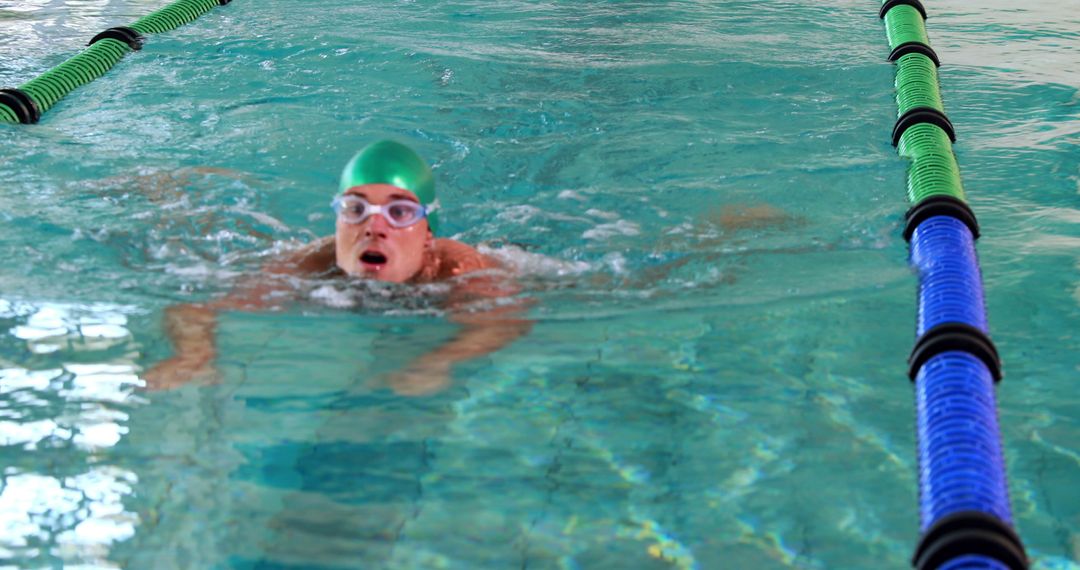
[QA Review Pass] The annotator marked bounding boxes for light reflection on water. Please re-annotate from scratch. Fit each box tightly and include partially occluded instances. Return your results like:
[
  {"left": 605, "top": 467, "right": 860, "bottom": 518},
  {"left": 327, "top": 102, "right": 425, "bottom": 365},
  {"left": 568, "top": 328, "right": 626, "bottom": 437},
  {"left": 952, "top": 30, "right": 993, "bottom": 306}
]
[
  {"left": 1, "top": 299, "right": 142, "bottom": 568},
  {"left": 930, "top": 0, "right": 1080, "bottom": 90}
]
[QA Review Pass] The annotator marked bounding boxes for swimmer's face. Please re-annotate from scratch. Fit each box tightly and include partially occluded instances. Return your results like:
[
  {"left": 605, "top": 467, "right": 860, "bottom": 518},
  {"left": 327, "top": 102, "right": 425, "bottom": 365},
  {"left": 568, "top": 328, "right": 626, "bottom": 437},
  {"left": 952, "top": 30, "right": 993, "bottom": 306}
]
[{"left": 334, "top": 184, "right": 433, "bottom": 283}]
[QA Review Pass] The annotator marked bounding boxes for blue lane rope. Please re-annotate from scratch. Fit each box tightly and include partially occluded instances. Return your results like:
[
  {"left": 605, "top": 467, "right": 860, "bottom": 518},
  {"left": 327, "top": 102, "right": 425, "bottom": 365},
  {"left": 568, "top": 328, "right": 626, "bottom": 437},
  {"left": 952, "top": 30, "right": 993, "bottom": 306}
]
[
  {"left": 911, "top": 218, "right": 988, "bottom": 334},
  {"left": 916, "top": 355, "right": 1011, "bottom": 524},
  {"left": 939, "top": 556, "right": 1011, "bottom": 570}
]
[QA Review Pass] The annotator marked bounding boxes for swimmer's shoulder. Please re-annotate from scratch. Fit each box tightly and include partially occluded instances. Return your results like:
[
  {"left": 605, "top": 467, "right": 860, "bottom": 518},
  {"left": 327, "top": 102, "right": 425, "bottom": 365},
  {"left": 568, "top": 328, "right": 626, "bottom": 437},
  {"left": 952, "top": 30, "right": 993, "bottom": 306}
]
[
  {"left": 265, "top": 235, "right": 338, "bottom": 275},
  {"left": 433, "top": 238, "right": 500, "bottom": 279}
]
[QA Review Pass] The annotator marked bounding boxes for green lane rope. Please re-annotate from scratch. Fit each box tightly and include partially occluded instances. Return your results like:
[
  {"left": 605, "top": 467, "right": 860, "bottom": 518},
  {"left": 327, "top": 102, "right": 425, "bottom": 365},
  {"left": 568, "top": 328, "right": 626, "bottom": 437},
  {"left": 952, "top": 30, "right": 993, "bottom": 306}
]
[
  {"left": 895, "top": 54, "right": 944, "bottom": 115},
  {"left": 899, "top": 124, "right": 965, "bottom": 202},
  {"left": 18, "top": 39, "right": 131, "bottom": 116},
  {"left": 1, "top": 0, "right": 231, "bottom": 124},
  {"left": 0, "top": 103, "right": 18, "bottom": 124},
  {"left": 884, "top": 5, "right": 931, "bottom": 49},
  {"left": 882, "top": 3, "right": 963, "bottom": 207}
]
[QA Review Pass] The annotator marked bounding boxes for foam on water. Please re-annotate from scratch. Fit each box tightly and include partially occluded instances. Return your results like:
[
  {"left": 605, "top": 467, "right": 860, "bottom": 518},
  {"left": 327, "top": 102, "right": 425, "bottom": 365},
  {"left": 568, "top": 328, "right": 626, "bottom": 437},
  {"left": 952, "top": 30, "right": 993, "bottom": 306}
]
[
  {"left": 478, "top": 244, "right": 592, "bottom": 278},
  {"left": 305, "top": 279, "right": 449, "bottom": 315}
]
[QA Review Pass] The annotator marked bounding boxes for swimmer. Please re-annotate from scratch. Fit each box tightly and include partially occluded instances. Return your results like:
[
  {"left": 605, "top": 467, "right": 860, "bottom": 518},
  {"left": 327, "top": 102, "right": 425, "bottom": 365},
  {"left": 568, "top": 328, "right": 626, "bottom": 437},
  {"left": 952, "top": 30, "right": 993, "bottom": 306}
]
[{"left": 145, "top": 140, "right": 531, "bottom": 395}]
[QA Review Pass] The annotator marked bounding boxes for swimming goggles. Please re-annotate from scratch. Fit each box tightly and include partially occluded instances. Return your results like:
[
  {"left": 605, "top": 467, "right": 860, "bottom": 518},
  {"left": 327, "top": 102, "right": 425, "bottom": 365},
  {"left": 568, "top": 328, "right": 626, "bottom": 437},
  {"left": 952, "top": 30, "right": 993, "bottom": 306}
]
[{"left": 331, "top": 195, "right": 436, "bottom": 228}]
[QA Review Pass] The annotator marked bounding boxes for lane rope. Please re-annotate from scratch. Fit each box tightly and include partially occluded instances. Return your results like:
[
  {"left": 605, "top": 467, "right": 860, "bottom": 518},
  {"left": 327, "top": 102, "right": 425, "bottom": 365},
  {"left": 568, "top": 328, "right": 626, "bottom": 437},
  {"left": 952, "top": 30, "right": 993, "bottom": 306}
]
[
  {"left": 879, "top": 2, "right": 1029, "bottom": 568},
  {"left": 1, "top": 0, "right": 232, "bottom": 124}
]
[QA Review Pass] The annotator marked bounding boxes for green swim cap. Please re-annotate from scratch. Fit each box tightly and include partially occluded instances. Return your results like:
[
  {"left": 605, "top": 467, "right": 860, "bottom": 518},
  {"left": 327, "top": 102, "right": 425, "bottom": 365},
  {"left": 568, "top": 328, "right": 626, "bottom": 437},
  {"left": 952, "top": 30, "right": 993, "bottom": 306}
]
[{"left": 339, "top": 140, "right": 439, "bottom": 234}]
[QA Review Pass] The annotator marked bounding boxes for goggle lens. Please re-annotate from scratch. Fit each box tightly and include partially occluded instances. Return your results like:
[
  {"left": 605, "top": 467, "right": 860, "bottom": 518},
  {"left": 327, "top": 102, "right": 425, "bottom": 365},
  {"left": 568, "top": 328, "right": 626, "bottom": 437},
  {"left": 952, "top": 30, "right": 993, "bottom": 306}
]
[{"left": 386, "top": 202, "right": 421, "bottom": 225}]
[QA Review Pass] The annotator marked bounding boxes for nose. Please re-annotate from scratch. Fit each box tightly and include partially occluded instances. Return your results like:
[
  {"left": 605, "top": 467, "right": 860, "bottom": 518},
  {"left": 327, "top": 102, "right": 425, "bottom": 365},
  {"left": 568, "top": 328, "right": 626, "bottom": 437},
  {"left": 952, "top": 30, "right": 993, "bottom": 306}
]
[{"left": 364, "top": 212, "right": 390, "bottom": 238}]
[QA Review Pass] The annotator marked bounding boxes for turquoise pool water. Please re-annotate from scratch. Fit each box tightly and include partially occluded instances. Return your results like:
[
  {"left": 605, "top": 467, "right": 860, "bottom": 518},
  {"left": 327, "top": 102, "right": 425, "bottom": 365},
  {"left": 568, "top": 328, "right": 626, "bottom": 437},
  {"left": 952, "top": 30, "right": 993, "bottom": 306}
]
[{"left": 1, "top": 1, "right": 1078, "bottom": 568}]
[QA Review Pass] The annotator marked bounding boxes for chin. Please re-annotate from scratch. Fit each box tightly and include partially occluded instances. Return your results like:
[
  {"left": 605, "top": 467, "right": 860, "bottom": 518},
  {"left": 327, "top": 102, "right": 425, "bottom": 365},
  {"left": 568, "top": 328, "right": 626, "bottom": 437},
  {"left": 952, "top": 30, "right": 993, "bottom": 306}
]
[
  {"left": 368, "top": 273, "right": 405, "bottom": 283},
  {"left": 338, "top": 257, "right": 421, "bottom": 284},
  {"left": 361, "top": 266, "right": 412, "bottom": 283}
]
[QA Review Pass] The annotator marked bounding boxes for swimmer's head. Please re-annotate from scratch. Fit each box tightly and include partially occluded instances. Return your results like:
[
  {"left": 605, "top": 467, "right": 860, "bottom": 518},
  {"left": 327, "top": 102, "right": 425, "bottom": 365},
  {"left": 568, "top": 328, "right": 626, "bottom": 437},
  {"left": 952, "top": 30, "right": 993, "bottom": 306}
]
[
  {"left": 338, "top": 140, "right": 439, "bottom": 235},
  {"left": 334, "top": 141, "right": 438, "bottom": 283}
]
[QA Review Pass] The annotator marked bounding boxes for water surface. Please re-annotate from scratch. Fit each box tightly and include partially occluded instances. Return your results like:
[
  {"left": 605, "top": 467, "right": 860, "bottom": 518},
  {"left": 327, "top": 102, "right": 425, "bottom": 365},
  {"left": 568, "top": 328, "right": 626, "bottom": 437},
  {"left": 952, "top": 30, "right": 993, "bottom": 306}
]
[{"left": 1, "top": 0, "right": 1078, "bottom": 568}]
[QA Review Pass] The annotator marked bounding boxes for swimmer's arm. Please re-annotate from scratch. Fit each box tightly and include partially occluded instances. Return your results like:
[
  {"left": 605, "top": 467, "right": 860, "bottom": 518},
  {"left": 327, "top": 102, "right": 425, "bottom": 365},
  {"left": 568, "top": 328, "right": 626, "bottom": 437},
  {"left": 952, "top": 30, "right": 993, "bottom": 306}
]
[
  {"left": 438, "top": 297, "right": 534, "bottom": 364},
  {"left": 392, "top": 308, "right": 533, "bottom": 396},
  {"left": 263, "top": 235, "right": 337, "bottom": 274},
  {"left": 144, "top": 238, "right": 335, "bottom": 390},
  {"left": 143, "top": 302, "right": 220, "bottom": 390},
  {"left": 632, "top": 204, "right": 797, "bottom": 286},
  {"left": 713, "top": 204, "right": 792, "bottom": 232},
  {"left": 144, "top": 293, "right": 283, "bottom": 390},
  {"left": 391, "top": 257, "right": 534, "bottom": 396}
]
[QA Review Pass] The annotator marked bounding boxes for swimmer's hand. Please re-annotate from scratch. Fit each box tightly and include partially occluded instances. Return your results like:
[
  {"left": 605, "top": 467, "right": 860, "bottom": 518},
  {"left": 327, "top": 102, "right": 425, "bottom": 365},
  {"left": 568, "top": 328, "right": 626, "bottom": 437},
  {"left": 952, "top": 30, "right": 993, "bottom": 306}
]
[
  {"left": 714, "top": 204, "right": 793, "bottom": 231},
  {"left": 143, "top": 354, "right": 220, "bottom": 391},
  {"left": 385, "top": 356, "right": 452, "bottom": 397}
]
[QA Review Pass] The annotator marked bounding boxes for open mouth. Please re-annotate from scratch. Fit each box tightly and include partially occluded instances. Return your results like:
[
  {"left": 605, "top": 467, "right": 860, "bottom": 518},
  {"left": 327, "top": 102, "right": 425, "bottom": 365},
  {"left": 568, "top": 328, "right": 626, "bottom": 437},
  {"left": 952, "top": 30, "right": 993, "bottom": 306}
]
[{"left": 360, "top": 250, "right": 388, "bottom": 267}]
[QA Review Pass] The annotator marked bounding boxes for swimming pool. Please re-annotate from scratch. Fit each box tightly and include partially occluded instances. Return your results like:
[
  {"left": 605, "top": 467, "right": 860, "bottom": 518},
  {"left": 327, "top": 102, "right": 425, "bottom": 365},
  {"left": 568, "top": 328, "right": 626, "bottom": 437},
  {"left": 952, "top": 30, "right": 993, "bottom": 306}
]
[{"left": 1, "top": 0, "right": 1078, "bottom": 568}]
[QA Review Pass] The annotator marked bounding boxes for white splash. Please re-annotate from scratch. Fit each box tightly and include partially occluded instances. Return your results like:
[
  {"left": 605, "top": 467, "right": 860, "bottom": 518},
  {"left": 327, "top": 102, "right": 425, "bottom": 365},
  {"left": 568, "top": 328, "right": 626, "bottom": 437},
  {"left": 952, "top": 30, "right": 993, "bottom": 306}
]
[
  {"left": 583, "top": 219, "right": 641, "bottom": 240},
  {"left": 309, "top": 284, "right": 357, "bottom": 308},
  {"left": 478, "top": 245, "right": 592, "bottom": 277}
]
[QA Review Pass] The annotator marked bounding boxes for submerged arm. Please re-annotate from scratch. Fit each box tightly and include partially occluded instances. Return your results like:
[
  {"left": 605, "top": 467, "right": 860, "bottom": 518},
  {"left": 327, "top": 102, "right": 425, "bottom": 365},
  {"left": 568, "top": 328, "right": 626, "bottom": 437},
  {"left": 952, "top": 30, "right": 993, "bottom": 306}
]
[
  {"left": 143, "top": 237, "right": 336, "bottom": 390},
  {"left": 390, "top": 269, "right": 534, "bottom": 396}
]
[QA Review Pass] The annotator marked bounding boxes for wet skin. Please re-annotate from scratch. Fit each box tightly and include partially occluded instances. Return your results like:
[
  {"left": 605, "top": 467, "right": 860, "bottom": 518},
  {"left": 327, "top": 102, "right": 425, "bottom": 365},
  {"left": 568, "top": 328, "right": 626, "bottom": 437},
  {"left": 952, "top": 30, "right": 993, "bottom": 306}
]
[
  {"left": 144, "top": 182, "right": 790, "bottom": 395},
  {"left": 334, "top": 184, "right": 435, "bottom": 282}
]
